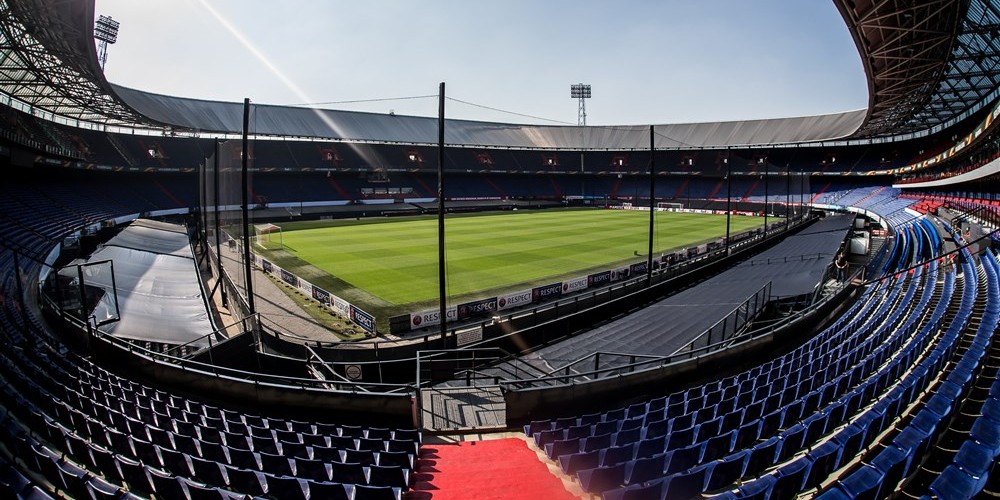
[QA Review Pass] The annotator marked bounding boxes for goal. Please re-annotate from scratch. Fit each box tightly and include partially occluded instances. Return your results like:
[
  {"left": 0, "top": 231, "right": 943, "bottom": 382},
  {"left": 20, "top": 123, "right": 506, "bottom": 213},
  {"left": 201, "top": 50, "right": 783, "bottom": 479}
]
[
  {"left": 656, "top": 202, "right": 683, "bottom": 211},
  {"left": 253, "top": 223, "right": 283, "bottom": 250}
]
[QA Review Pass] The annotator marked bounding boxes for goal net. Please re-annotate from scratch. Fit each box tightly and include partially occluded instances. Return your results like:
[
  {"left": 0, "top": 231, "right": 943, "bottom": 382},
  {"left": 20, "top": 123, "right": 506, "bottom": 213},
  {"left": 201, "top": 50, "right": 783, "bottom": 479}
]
[{"left": 254, "top": 223, "right": 283, "bottom": 250}]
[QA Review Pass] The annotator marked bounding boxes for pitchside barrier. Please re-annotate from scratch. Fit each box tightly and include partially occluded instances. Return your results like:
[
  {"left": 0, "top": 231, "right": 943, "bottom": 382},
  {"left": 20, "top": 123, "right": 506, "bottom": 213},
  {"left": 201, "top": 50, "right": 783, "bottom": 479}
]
[{"left": 239, "top": 248, "right": 377, "bottom": 336}]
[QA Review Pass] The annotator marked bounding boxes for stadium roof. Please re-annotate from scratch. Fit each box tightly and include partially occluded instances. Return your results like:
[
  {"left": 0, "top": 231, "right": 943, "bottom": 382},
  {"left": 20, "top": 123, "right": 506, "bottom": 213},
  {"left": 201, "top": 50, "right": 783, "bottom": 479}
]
[
  {"left": 836, "top": 0, "right": 1000, "bottom": 137},
  {"left": 2, "top": 0, "right": 1000, "bottom": 148}
]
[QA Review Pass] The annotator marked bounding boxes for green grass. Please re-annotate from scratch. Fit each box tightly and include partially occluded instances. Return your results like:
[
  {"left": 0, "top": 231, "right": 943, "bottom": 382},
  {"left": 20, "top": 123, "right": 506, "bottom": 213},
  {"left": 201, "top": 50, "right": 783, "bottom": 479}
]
[{"left": 265, "top": 209, "right": 764, "bottom": 313}]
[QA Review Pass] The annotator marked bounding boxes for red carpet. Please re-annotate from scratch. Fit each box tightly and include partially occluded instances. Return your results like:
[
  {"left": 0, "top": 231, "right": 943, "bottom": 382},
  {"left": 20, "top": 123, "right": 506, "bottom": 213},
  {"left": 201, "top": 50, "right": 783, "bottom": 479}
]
[{"left": 409, "top": 437, "right": 578, "bottom": 500}]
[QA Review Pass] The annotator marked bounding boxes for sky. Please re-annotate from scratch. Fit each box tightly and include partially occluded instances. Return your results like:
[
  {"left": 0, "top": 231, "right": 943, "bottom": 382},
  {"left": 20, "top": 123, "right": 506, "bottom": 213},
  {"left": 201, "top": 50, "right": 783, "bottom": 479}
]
[{"left": 95, "top": 0, "right": 868, "bottom": 126}]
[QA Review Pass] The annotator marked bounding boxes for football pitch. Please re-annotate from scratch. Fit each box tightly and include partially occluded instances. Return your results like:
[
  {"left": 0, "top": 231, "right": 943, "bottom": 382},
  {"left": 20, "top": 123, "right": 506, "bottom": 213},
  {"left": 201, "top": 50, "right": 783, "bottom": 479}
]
[{"left": 262, "top": 209, "right": 765, "bottom": 311}]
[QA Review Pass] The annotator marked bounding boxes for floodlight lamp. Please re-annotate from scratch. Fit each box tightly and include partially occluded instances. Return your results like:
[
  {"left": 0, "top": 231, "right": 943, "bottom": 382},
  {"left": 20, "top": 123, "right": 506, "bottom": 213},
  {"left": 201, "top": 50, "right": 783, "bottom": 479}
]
[
  {"left": 570, "top": 84, "right": 592, "bottom": 99},
  {"left": 94, "top": 15, "right": 120, "bottom": 44}
]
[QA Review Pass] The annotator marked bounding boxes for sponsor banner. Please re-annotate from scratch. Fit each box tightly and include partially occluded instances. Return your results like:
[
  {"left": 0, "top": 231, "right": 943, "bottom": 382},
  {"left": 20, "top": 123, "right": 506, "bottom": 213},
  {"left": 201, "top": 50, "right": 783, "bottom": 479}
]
[
  {"left": 350, "top": 305, "right": 376, "bottom": 334},
  {"left": 297, "top": 279, "right": 313, "bottom": 297},
  {"left": 612, "top": 267, "right": 630, "bottom": 281},
  {"left": 532, "top": 282, "right": 563, "bottom": 303},
  {"left": 497, "top": 289, "right": 532, "bottom": 311},
  {"left": 331, "top": 295, "right": 351, "bottom": 318},
  {"left": 629, "top": 262, "right": 648, "bottom": 275},
  {"left": 456, "top": 327, "right": 483, "bottom": 347},
  {"left": 587, "top": 270, "right": 612, "bottom": 288},
  {"left": 562, "top": 276, "right": 588, "bottom": 294},
  {"left": 458, "top": 297, "right": 498, "bottom": 321},
  {"left": 262, "top": 260, "right": 273, "bottom": 273},
  {"left": 410, "top": 307, "right": 458, "bottom": 329},
  {"left": 279, "top": 268, "right": 298, "bottom": 287},
  {"left": 311, "top": 286, "right": 330, "bottom": 305}
]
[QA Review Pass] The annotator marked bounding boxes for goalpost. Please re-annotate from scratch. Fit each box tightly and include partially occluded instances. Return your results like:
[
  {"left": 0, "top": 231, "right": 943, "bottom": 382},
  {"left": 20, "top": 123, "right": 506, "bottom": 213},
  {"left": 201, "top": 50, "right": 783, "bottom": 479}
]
[{"left": 253, "top": 223, "right": 283, "bottom": 250}]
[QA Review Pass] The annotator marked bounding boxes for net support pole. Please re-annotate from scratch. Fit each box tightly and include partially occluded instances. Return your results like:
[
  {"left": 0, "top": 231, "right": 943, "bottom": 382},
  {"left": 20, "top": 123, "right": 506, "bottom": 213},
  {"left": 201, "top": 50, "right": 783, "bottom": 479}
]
[
  {"left": 213, "top": 140, "right": 227, "bottom": 307},
  {"left": 437, "top": 82, "right": 447, "bottom": 342},
  {"left": 241, "top": 98, "right": 255, "bottom": 316},
  {"left": 725, "top": 150, "right": 732, "bottom": 253},
  {"left": 646, "top": 125, "right": 654, "bottom": 285},
  {"left": 786, "top": 164, "right": 791, "bottom": 231},
  {"left": 763, "top": 157, "right": 769, "bottom": 234}
]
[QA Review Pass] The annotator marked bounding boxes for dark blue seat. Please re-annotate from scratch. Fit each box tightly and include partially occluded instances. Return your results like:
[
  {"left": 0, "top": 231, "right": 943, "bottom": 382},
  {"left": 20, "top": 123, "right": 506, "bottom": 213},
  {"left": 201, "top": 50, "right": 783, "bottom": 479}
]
[
  {"left": 745, "top": 438, "right": 779, "bottom": 477},
  {"left": 869, "top": 445, "right": 908, "bottom": 496},
  {"left": 222, "top": 465, "right": 267, "bottom": 497},
  {"left": 329, "top": 461, "right": 367, "bottom": 485},
  {"left": 189, "top": 455, "right": 228, "bottom": 489},
  {"left": 839, "top": 463, "right": 882, "bottom": 500},
  {"left": 737, "top": 474, "right": 775, "bottom": 500},
  {"left": 368, "top": 465, "right": 408, "bottom": 489},
  {"left": 147, "top": 466, "right": 186, "bottom": 499},
  {"left": 704, "top": 450, "right": 747, "bottom": 492},
  {"left": 352, "top": 484, "right": 398, "bottom": 500},
  {"left": 600, "top": 443, "right": 635, "bottom": 467},
  {"left": 928, "top": 464, "right": 987, "bottom": 500},
  {"left": 663, "top": 462, "right": 710, "bottom": 499},
  {"left": 295, "top": 458, "right": 330, "bottom": 482},
  {"left": 953, "top": 439, "right": 993, "bottom": 478},
  {"left": 559, "top": 450, "right": 600, "bottom": 474},
  {"left": 602, "top": 478, "right": 665, "bottom": 500},
  {"left": 770, "top": 458, "right": 808, "bottom": 500},
  {"left": 634, "top": 435, "right": 667, "bottom": 459},
  {"left": 624, "top": 452, "right": 666, "bottom": 485},
  {"left": 377, "top": 450, "right": 412, "bottom": 470},
  {"left": 264, "top": 474, "right": 308, "bottom": 500},
  {"left": 665, "top": 443, "right": 702, "bottom": 475},
  {"left": 702, "top": 430, "right": 735, "bottom": 463},
  {"left": 306, "top": 480, "right": 350, "bottom": 500},
  {"left": 803, "top": 441, "right": 841, "bottom": 490},
  {"left": 583, "top": 433, "right": 613, "bottom": 453},
  {"left": 577, "top": 463, "right": 626, "bottom": 494}
]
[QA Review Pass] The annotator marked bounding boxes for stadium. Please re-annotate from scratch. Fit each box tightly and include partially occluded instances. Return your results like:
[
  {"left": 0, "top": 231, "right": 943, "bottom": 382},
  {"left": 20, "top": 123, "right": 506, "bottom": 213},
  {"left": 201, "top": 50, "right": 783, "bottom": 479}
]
[{"left": 1, "top": 0, "right": 1000, "bottom": 499}]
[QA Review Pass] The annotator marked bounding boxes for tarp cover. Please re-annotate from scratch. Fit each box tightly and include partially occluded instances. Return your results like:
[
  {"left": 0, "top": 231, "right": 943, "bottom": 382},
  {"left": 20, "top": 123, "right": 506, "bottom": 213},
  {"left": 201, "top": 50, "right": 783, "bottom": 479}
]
[{"left": 63, "top": 219, "right": 214, "bottom": 346}]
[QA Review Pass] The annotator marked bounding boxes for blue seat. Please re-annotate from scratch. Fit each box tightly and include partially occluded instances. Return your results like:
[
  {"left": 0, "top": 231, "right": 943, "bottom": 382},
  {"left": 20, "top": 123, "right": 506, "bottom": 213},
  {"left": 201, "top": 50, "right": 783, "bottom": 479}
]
[
  {"left": 634, "top": 435, "right": 667, "bottom": 459},
  {"left": 870, "top": 446, "right": 908, "bottom": 495},
  {"left": 838, "top": 464, "right": 881, "bottom": 500},
  {"left": 745, "top": 438, "right": 779, "bottom": 477},
  {"left": 306, "top": 480, "right": 350, "bottom": 500},
  {"left": 295, "top": 458, "right": 330, "bottom": 482},
  {"left": 953, "top": 440, "right": 995, "bottom": 477},
  {"left": 665, "top": 443, "right": 703, "bottom": 475},
  {"left": 663, "top": 462, "right": 710, "bottom": 499},
  {"left": 770, "top": 458, "right": 808, "bottom": 500},
  {"left": 264, "top": 474, "right": 308, "bottom": 500},
  {"left": 928, "top": 464, "right": 987, "bottom": 500},
  {"left": 803, "top": 441, "right": 841, "bottom": 490},
  {"left": 970, "top": 417, "right": 1000, "bottom": 453},
  {"left": 577, "top": 463, "right": 627, "bottom": 494},
  {"left": 369, "top": 465, "right": 408, "bottom": 489},
  {"left": 222, "top": 465, "right": 266, "bottom": 497},
  {"left": 352, "top": 484, "right": 398, "bottom": 500},
  {"left": 583, "top": 433, "right": 613, "bottom": 453},
  {"left": 601, "top": 479, "right": 665, "bottom": 500},
  {"left": 702, "top": 430, "right": 735, "bottom": 463},
  {"left": 329, "top": 461, "right": 367, "bottom": 485},
  {"left": 624, "top": 452, "right": 666, "bottom": 485},
  {"left": 560, "top": 450, "right": 601, "bottom": 474},
  {"left": 147, "top": 466, "right": 186, "bottom": 500},
  {"left": 600, "top": 444, "right": 636, "bottom": 467},
  {"left": 189, "top": 455, "right": 228, "bottom": 489},
  {"left": 704, "top": 450, "right": 747, "bottom": 492},
  {"left": 737, "top": 474, "right": 776, "bottom": 500}
]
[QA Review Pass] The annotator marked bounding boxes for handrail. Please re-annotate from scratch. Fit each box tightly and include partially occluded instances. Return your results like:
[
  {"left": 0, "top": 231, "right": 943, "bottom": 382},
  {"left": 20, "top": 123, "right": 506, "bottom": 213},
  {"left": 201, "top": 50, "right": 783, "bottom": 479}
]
[
  {"left": 672, "top": 281, "right": 772, "bottom": 356},
  {"left": 41, "top": 292, "right": 413, "bottom": 394},
  {"left": 498, "top": 270, "right": 862, "bottom": 389}
]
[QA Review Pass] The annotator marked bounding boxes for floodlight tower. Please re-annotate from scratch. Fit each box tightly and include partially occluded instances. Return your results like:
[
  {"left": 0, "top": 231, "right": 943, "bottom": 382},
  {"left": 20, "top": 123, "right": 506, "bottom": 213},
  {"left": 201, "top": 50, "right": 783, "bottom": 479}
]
[
  {"left": 570, "top": 83, "right": 591, "bottom": 126},
  {"left": 94, "top": 15, "right": 120, "bottom": 70}
]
